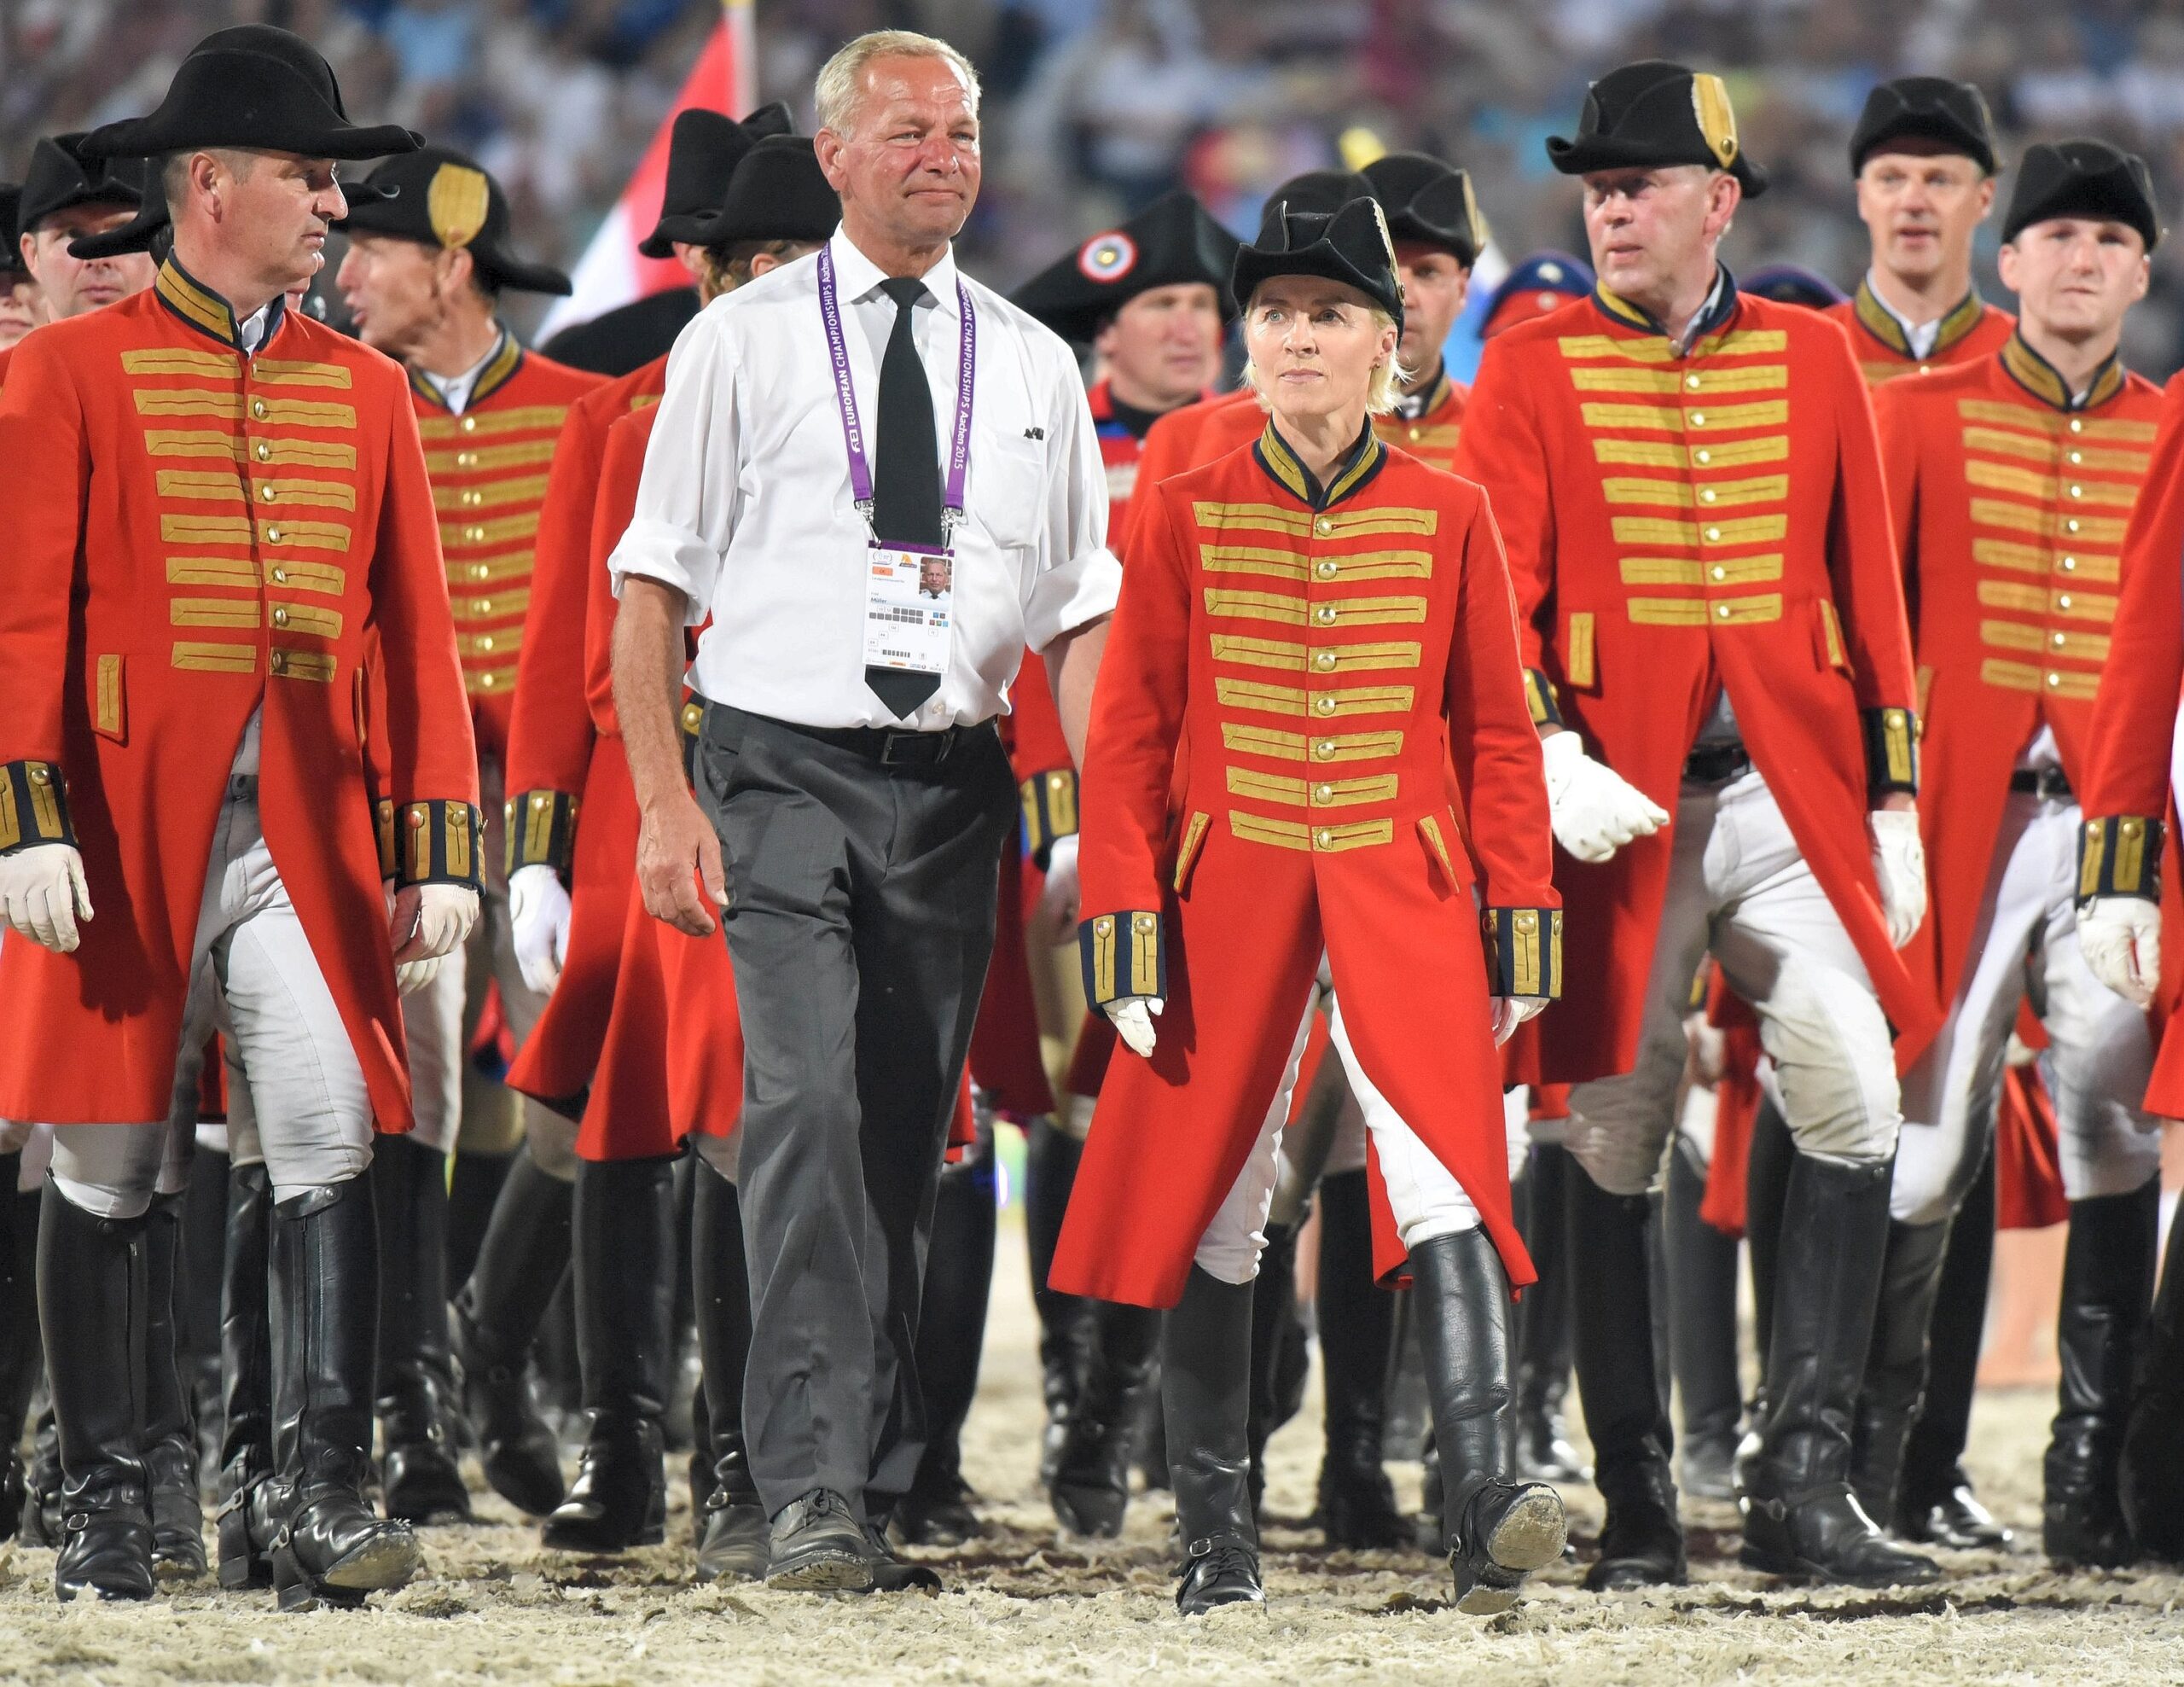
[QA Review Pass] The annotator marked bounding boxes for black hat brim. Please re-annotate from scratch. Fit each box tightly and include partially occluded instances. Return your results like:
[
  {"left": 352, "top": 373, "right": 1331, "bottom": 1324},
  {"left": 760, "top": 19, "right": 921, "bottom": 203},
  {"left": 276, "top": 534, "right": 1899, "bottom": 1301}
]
[
  {"left": 77, "top": 49, "right": 420, "bottom": 163},
  {"left": 1852, "top": 115, "right": 1995, "bottom": 176},
  {"left": 1546, "top": 132, "right": 1768, "bottom": 196},
  {"left": 1230, "top": 249, "right": 1403, "bottom": 334},
  {"left": 65, "top": 196, "right": 168, "bottom": 259}
]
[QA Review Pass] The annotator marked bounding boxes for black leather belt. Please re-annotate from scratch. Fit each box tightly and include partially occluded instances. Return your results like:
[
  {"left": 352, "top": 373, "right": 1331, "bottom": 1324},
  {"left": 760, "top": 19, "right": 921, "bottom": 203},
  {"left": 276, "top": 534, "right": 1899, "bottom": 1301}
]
[
  {"left": 1682, "top": 741, "right": 1752, "bottom": 786},
  {"left": 2010, "top": 765, "right": 2073, "bottom": 802},
  {"left": 703, "top": 701, "right": 990, "bottom": 767}
]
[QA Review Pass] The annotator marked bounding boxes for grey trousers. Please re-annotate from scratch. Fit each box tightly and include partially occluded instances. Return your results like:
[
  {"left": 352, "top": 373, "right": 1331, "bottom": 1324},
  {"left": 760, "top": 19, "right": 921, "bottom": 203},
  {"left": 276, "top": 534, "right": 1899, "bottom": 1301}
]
[{"left": 694, "top": 704, "right": 1016, "bottom": 1524}]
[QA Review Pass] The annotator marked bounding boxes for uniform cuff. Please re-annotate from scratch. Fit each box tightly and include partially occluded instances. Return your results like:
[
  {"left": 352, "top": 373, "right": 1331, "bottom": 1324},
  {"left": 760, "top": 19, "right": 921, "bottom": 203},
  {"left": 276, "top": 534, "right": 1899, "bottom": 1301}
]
[
  {"left": 2079, "top": 815, "right": 2164, "bottom": 904},
  {"left": 1483, "top": 906, "right": 1562, "bottom": 998},
  {"left": 504, "top": 788, "right": 580, "bottom": 878},
  {"left": 1080, "top": 910, "right": 1165, "bottom": 1007},
  {"left": 1019, "top": 768, "right": 1080, "bottom": 869},
  {"left": 1863, "top": 706, "right": 1919, "bottom": 798},
  {"left": 1523, "top": 668, "right": 1563, "bottom": 730},
  {"left": 0, "top": 760, "right": 74, "bottom": 856},
  {"left": 396, "top": 800, "right": 485, "bottom": 891}
]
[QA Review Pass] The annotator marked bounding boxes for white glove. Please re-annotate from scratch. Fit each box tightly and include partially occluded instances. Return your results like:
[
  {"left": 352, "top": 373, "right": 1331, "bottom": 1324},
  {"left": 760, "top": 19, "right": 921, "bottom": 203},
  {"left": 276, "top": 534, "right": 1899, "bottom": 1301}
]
[
  {"left": 1037, "top": 833, "right": 1080, "bottom": 934},
  {"left": 1105, "top": 995, "right": 1164, "bottom": 1058},
  {"left": 0, "top": 844, "right": 92, "bottom": 953},
  {"left": 2079, "top": 895, "right": 2163, "bottom": 1008},
  {"left": 1541, "top": 731, "right": 1670, "bottom": 864},
  {"left": 396, "top": 956, "right": 444, "bottom": 996},
  {"left": 1491, "top": 995, "right": 1548, "bottom": 1047},
  {"left": 390, "top": 881, "right": 481, "bottom": 965},
  {"left": 1868, "top": 808, "right": 1927, "bottom": 948},
  {"left": 509, "top": 864, "right": 572, "bottom": 995}
]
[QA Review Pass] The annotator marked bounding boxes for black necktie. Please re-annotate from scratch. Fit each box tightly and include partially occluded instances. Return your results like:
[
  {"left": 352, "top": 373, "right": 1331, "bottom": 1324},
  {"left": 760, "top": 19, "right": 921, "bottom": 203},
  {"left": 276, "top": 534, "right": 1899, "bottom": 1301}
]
[{"left": 867, "top": 277, "right": 944, "bottom": 719}]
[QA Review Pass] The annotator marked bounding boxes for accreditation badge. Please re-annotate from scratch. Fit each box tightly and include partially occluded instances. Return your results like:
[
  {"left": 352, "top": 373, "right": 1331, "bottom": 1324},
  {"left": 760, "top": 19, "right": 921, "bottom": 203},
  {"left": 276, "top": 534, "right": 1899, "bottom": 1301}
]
[{"left": 863, "top": 542, "right": 955, "bottom": 678}]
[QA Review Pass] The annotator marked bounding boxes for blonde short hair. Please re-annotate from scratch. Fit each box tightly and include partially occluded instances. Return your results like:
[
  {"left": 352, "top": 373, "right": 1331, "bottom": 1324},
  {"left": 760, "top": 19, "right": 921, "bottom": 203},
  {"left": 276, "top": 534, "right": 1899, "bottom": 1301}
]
[
  {"left": 1241, "top": 305, "right": 1411, "bottom": 416},
  {"left": 814, "top": 30, "right": 982, "bottom": 139}
]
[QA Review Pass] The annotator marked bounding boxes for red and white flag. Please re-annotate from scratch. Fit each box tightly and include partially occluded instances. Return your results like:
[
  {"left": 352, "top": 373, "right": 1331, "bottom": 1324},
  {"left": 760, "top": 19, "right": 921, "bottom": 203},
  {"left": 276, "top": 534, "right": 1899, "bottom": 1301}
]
[{"left": 538, "top": 0, "right": 756, "bottom": 338}]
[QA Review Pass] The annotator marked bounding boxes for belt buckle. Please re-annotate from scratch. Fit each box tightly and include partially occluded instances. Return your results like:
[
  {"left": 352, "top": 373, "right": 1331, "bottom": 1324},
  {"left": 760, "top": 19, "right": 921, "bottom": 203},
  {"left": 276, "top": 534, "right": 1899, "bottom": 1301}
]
[{"left": 879, "top": 730, "right": 920, "bottom": 766}]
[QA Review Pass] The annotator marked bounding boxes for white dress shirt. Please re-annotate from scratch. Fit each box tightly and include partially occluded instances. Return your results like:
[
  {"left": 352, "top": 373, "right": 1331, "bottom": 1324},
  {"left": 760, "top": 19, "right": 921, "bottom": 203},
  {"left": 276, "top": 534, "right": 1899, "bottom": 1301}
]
[
  {"left": 1862, "top": 271, "right": 1943, "bottom": 360},
  {"left": 414, "top": 327, "right": 508, "bottom": 416},
  {"left": 611, "top": 229, "right": 1121, "bottom": 730}
]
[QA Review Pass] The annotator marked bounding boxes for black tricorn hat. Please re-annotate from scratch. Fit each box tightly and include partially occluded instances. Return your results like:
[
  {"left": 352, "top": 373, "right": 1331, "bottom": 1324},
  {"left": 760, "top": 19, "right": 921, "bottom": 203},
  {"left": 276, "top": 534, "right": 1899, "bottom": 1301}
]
[
  {"left": 1849, "top": 76, "right": 1997, "bottom": 176},
  {"left": 18, "top": 134, "right": 144, "bottom": 236},
  {"left": 1012, "top": 189, "right": 1240, "bottom": 343},
  {"left": 1267, "top": 168, "right": 1374, "bottom": 219},
  {"left": 78, "top": 25, "right": 420, "bottom": 163},
  {"left": 66, "top": 193, "right": 168, "bottom": 261},
  {"left": 1360, "top": 152, "right": 1490, "bottom": 268},
  {"left": 681, "top": 135, "right": 839, "bottom": 253},
  {"left": 1231, "top": 195, "right": 1403, "bottom": 329},
  {"left": 637, "top": 101, "right": 793, "bottom": 259},
  {"left": 2002, "top": 138, "right": 2162, "bottom": 253},
  {"left": 1547, "top": 61, "right": 1767, "bottom": 196},
  {"left": 1743, "top": 263, "right": 1848, "bottom": 311},
  {"left": 337, "top": 146, "right": 571, "bottom": 294}
]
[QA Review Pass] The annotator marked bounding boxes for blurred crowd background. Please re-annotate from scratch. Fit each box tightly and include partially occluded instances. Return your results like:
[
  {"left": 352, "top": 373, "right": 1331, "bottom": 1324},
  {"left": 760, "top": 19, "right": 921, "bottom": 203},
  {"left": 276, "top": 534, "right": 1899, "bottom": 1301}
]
[{"left": 9, "top": 0, "right": 2184, "bottom": 372}]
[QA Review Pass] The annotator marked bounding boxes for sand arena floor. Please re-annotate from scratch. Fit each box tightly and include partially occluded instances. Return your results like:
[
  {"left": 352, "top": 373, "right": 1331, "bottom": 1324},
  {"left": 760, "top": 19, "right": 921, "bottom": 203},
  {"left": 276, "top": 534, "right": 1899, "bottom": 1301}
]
[{"left": 1, "top": 1221, "right": 2180, "bottom": 1685}]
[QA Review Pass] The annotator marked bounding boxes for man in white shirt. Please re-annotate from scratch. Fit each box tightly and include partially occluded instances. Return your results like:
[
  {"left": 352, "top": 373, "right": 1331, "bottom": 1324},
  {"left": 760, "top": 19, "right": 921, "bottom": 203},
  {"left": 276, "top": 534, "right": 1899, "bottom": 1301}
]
[{"left": 611, "top": 29, "right": 1116, "bottom": 1591}]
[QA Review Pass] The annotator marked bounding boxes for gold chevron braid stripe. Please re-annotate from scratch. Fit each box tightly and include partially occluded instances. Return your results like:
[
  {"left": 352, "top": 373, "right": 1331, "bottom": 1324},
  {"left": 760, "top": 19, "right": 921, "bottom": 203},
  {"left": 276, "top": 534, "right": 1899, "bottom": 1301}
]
[
  {"left": 1219, "top": 723, "right": 1403, "bottom": 762},
  {"left": 1225, "top": 767, "right": 1399, "bottom": 808},
  {"left": 132, "top": 390, "right": 357, "bottom": 428},
  {"left": 170, "top": 642, "right": 336, "bottom": 682},
  {"left": 1569, "top": 364, "right": 1786, "bottom": 396},
  {"left": 1971, "top": 538, "right": 2119, "bottom": 582},
  {"left": 1192, "top": 501, "right": 1438, "bottom": 538},
  {"left": 1600, "top": 474, "right": 1787, "bottom": 509},
  {"left": 1207, "top": 635, "right": 1420, "bottom": 672},
  {"left": 153, "top": 471, "right": 357, "bottom": 511},
  {"left": 425, "top": 439, "right": 559, "bottom": 474},
  {"left": 1610, "top": 514, "right": 1788, "bottom": 548},
  {"left": 1983, "top": 659, "right": 2100, "bottom": 700},
  {"left": 122, "top": 348, "right": 237, "bottom": 377},
  {"left": 1955, "top": 398, "right": 2158, "bottom": 441},
  {"left": 447, "top": 586, "right": 532, "bottom": 624},
  {"left": 252, "top": 360, "right": 352, "bottom": 389},
  {"left": 1961, "top": 426, "right": 2151, "bottom": 473},
  {"left": 1964, "top": 458, "right": 2141, "bottom": 508},
  {"left": 1627, "top": 593, "right": 1782, "bottom": 625},
  {"left": 1968, "top": 499, "right": 2128, "bottom": 544},
  {"left": 144, "top": 431, "right": 356, "bottom": 468},
  {"left": 1212, "top": 678, "right": 1414, "bottom": 716},
  {"left": 1980, "top": 620, "right": 2109, "bottom": 661},
  {"left": 166, "top": 556, "right": 345, "bottom": 595},
  {"left": 1227, "top": 812, "right": 1394, "bottom": 852},
  {"left": 441, "top": 511, "right": 543, "bottom": 550},
  {"left": 1594, "top": 434, "right": 1788, "bottom": 469},
  {"left": 1618, "top": 554, "right": 1783, "bottom": 586},
  {"left": 1976, "top": 580, "right": 2117, "bottom": 622},
  {"left": 1558, "top": 329, "right": 1787, "bottom": 363},
  {"left": 416, "top": 405, "right": 570, "bottom": 439},
  {"left": 1199, "top": 544, "right": 1432, "bottom": 582},
  {"left": 433, "top": 474, "right": 552, "bottom": 514},
  {"left": 1580, "top": 399, "right": 1789, "bottom": 434}
]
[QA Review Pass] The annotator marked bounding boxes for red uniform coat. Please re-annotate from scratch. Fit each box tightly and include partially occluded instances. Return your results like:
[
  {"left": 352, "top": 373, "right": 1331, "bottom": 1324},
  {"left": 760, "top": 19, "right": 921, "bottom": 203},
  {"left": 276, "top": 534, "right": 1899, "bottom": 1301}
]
[
  {"left": 1454, "top": 281, "right": 1937, "bottom": 1085},
  {"left": 1051, "top": 425, "right": 1559, "bottom": 1306},
  {"left": 412, "top": 333, "right": 601, "bottom": 762},
  {"left": 2077, "top": 370, "right": 2184, "bottom": 1115},
  {"left": 0, "top": 259, "right": 479, "bottom": 1128},
  {"left": 1874, "top": 340, "right": 2164, "bottom": 1027},
  {"left": 1822, "top": 281, "right": 2014, "bottom": 388},
  {"left": 501, "top": 356, "right": 665, "bottom": 1115}
]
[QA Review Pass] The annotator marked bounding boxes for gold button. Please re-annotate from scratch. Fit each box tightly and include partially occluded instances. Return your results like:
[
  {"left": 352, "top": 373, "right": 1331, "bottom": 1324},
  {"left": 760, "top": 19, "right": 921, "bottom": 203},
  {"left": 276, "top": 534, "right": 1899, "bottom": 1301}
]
[
  {"left": 1689, "top": 411, "right": 1706, "bottom": 427},
  {"left": 1919, "top": 363, "right": 1931, "bottom": 375},
  {"left": 2123, "top": 818, "right": 2145, "bottom": 837},
  {"left": 456, "top": 451, "right": 476, "bottom": 468},
  {"left": 1313, "top": 783, "right": 1333, "bottom": 802},
  {"left": 478, "top": 635, "right": 495, "bottom": 653},
  {"left": 1710, "top": 565, "right": 1727, "bottom": 581},
  {"left": 1693, "top": 449, "right": 1711, "bottom": 465},
  {"left": 2061, "top": 556, "right": 2077, "bottom": 571},
  {"left": 1316, "top": 560, "right": 1338, "bottom": 579},
  {"left": 1699, "top": 488, "right": 1716, "bottom": 503},
  {"left": 1684, "top": 373, "right": 1701, "bottom": 391},
  {"left": 251, "top": 399, "right": 269, "bottom": 421},
  {"left": 2070, "top": 418, "right": 2085, "bottom": 433},
  {"left": 472, "top": 565, "right": 491, "bottom": 581},
  {"left": 1315, "top": 829, "right": 1333, "bottom": 846},
  {"left": 531, "top": 794, "right": 549, "bottom": 811},
  {"left": 1515, "top": 911, "right": 1537, "bottom": 933},
  {"left": 477, "top": 598, "right": 492, "bottom": 615},
  {"left": 259, "top": 485, "right": 276, "bottom": 502},
  {"left": 1407, "top": 426, "right": 1420, "bottom": 441},
  {"left": 1316, "top": 742, "right": 1336, "bottom": 759},
  {"left": 2052, "top": 632, "right": 2067, "bottom": 649},
  {"left": 2069, "top": 485, "right": 2083, "bottom": 499},
  {"left": 409, "top": 807, "right": 426, "bottom": 829},
  {"left": 1315, "top": 606, "right": 1337, "bottom": 625},
  {"left": 272, "top": 607, "right": 289, "bottom": 628},
  {"left": 2069, "top": 450, "right": 2083, "bottom": 464},
  {"left": 1133, "top": 914, "right": 1155, "bottom": 932},
  {"left": 2046, "top": 672, "right": 2062, "bottom": 688},
  {"left": 2059, "top": 594, "right": 2073, "bottom": 610},
  {"left": 269, "top": 650, "right": 288, "bottom": 675},
  {"left": 460, "top": 416, "right": 478, "bottom": 433},
  {"left": 464, "top": 526, "right": 484, "bottom": 542},
  {"left": 26, "top": 767, "right": 47, "bottom": 786},
  {"left": 480, "top": 672, "right": 498, "bottom": 689},
  {"left": 266, "top": 528, "right": 282, "bottom": 544},
  {"left": 253, "top": 441, "right": 271, "bottom": 462},
  {"left": 1048, "top": 772, "right": 1068, "bottom": 791},
  {"left": 2066, "top": 519, "right": 2081, "bottom": 533},
  {"left": 1314, "top": 652, "right": 1337, "bottom": 672},
  {"left": 1315, "top": 696, "right": 1336, "bottom": 716},
  {"left": 1705, "top": 526, "right": 1721, "bottom": 542},
  {"left": 1715, "top": 603, "right": 1731, "bottom": 620},
  {"left": 271, "top": 567, "right": 288, "bottom": 584},
  {"left": 1094, "top": 916, "right": 1113, "bottom": 935},
  {"left": 1315, "top": 517, "right": 1333, "bottom": 536}
]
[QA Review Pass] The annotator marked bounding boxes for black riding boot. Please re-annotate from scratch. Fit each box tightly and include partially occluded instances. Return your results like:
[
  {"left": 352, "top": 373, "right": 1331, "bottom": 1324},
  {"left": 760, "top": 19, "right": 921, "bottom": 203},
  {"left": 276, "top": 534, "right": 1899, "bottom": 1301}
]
[
  {"left": 1741, "top": 1155, "right": 1937, "bottom": 1586},
  {"left": 373, "top": 1137, "right": 470, "bottom": 1524},
  {"left": 269, "top": 1177, "right": 421, "bottom": 1609},
  {"left": 1512, "top": 1144, "right": 1587, "bottom": 1485},
  {"left": 897, "top": 1137, "right": 996, "bottom": 1544},
  {"left": 1051, "top": 1300, "right": 1159, "bottom": 1537},
  {"left": 216, "top": 1163, "right": 279, "bottom": 1588},
  {"left": 143, "top": 1190, "right": 206, "bottom": 1574},
  {"left": 1567, "top": 1167, "right": 1684, "bottom": 1589},
  {"left": 543, "top": 1155, "right": 674, "bottom": 1551},
  {"left": 1025, "top": 1117, "right": 1089, "bottom": 1486},
  {"left": 1897, "top": 1148, "right": 2007, "bottom": 1548},
  {"left": 1664, "top": 1143, "right": 1743, "bottom": 1502},
  {"left": 39, "top": 1182, "right": 154, "bottom": 1602},
  {"left": 1846, "top": 1215, "right": 1949, "bottom": 1528},
  {"left": 2123, "top": 1172, "right": 2184, "bottom": 1563},
  {"left": 2043, "top": 1176, "right": 2158, "bottom": 1568},
  {"left": 1743, "top": 1098, "right": 1794, "bottom": 1379},
  {"left": 1313, "top": 1168, "right": 1406, "bottom": 1546},
  {"left": 0, "top": 1155, "right": 39, "bottom": 1541},
  {"left": 1412, "top": 1230, "right": 1567, "bottom": 1613},
  {"left": 691, "top": 1162, "right": 765, "bottom": 1581},
  {"left": 452, "top": 1145, "right": 571, "bottom": 1515},
  {"left": 444, "top": 1146, "right": 514, "bottom": 1300},
  {"left": 1246, "top": 1220, "right": 1303, "bottom": 1516},
  {"left": 182, "top": 1147, "right": 229, "bottom": 1476},
  {"left": 1165, "top": 1265, "right": 1261, "bottom": 1614}
]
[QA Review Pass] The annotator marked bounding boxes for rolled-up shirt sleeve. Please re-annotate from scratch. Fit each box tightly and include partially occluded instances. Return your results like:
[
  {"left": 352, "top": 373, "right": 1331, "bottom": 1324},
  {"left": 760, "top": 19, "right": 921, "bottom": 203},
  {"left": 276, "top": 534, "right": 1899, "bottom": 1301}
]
[
  {"left": 609, "top": 309, "right": 741, "bottom": 625},
  {"left": 1022, "top": 350, "right": 1122, "bottom": 654}
]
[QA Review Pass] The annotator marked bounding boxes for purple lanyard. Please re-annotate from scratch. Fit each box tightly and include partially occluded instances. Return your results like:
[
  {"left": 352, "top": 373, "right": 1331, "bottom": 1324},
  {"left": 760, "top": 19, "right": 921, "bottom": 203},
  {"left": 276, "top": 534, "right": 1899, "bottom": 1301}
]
[{"left": 817, "top": 242, "right": 977, "bottom": 545}]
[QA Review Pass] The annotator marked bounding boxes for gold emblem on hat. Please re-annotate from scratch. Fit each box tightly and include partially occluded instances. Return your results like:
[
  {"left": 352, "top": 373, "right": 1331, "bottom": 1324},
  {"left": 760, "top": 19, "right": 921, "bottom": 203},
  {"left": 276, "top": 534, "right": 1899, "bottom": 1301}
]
[
  {"left": 1368, "top": 199, "right": 1398, "bottom": 275},
  {"left": 427, "top": 162, "right": 491, "bottom": 250},
  {"left": 1459, "top": 172, "right": 1491, "bottom": 257},
  {"left": 1691, "top": 73, "right": 1740, "bottom": 169}
]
